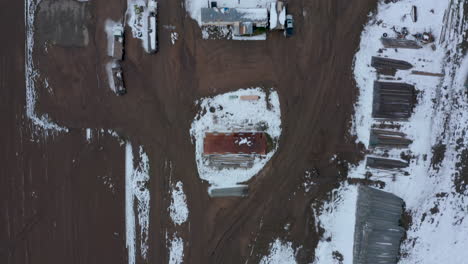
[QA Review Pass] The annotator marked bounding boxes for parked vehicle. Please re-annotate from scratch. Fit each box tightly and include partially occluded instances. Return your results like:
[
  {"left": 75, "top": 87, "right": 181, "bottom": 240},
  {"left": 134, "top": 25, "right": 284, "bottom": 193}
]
[
  {"left": 147, "top": 0, "right": 158, "bottom": 53},
  {"left": 284, "top": 14, "right": 294, "bottom": 37},
  {"left": 112, "top": 65, "right": 126, "bottom": 96}
]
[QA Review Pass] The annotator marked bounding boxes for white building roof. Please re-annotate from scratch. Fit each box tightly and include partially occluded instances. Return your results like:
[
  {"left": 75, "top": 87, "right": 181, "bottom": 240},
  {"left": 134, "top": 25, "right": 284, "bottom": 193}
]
[{"left": 201, "top": 7, "right": 268, "bottom": 25}]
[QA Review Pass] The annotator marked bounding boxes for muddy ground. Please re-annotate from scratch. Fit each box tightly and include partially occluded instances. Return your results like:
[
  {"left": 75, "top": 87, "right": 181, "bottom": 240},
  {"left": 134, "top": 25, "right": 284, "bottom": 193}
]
[{"left": 1, "top": 0, "right": 377, "bottom": 263}]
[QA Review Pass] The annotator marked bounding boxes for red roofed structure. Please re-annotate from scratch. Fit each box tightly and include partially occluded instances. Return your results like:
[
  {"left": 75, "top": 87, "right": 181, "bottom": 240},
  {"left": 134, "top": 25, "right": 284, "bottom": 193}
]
[{"left": 203, "top": 132, "right": 267, "bottom": 155}]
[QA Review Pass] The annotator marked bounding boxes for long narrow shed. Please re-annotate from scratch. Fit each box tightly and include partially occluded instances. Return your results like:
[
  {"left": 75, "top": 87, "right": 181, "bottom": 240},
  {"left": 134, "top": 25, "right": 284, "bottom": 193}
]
[
  {"left": 200, "top": 7, "right": 268, "bottom": 27},
  {"left": 366, "top": 156, "right": 409, "bottom": 170},
  {"left": 371, "top": 56, "right": 413, "bottom": 76},
  {"left": 380, "top": 37, "right": 422, "bottom": 49},
  {"left": 369, "top": 129, "right": 412, "bottom": 149}
]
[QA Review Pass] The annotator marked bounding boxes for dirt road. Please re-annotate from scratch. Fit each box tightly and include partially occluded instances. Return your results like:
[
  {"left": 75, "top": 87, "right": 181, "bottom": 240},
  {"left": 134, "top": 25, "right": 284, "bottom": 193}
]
[{"left": 1, "top": 0, "right": 376, "bottom": 263}]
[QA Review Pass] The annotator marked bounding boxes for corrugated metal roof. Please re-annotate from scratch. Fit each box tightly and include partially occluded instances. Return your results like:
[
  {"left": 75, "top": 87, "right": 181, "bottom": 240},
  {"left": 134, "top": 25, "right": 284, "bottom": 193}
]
[
  {"left": 353, "top": 186, "right": 405, "bottom": 264},
  {"left": 203, "top": 132, "right": 267, "bottom": 155},
  {"left": 201, "top": 7, "right": 268, "bottom": 25}
]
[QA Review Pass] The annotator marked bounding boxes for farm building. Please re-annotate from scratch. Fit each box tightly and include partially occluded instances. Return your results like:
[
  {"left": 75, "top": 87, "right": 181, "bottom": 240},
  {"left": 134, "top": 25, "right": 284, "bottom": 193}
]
[
  {"left": 366, "top": 156, "right": 409, "bottom": 170},
  {"left": 369, "top": 129, "right": 412, "bottom": 149},
  {"left": 202, "top": 132, "right": 270, "bottom": 170},
  {"left": 372, "top": 81, "right": 416, "bottom": 119},
  {"left": 353, "top": 186, "right": 405, "bottom": 264},
  {"left": 203, "top": 132, "right": 267, "bottom": 155},
  {"left": 380, "top": 37, "right": 422, "bottom": 49},
  {"left": 210, "top": 186, "right": 248, "bottom": 197},
  {"left": 201, "top": 7, "right": 268, "bottom": 37},
  {"left": 371, "top": 56, "right": 413, "bottom": 76}
]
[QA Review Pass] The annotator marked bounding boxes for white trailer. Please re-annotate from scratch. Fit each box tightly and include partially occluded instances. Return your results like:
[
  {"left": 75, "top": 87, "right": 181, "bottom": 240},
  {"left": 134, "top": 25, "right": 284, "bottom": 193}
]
[{"left": 147, "top": 0, "right": 158, "bottom": 53}]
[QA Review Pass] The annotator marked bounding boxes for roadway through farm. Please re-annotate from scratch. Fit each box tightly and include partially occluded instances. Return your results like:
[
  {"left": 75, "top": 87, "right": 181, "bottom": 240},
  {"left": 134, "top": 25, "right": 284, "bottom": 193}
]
[{"left": 1, "top": 0, "right": 376, "bottom": 263}]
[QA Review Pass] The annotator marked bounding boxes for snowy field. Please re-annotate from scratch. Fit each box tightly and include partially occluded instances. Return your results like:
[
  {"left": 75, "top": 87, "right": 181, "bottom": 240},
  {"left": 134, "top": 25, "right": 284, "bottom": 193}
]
[
  {"left": 313, "top": 0, "right": 468, "bottom": 263},
  {"left": 190, "top": 88, "right": 282, "bottom": 191}
]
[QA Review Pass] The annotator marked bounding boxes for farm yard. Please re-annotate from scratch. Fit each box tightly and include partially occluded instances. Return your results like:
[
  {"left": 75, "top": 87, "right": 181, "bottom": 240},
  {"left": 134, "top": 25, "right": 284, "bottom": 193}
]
[{"left": 1, "top": 0, "right": 468, "bottom": 264}]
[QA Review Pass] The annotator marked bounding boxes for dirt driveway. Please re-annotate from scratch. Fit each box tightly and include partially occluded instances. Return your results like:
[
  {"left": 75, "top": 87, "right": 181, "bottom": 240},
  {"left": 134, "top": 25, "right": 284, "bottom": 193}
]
[{"left": 1, "top": 0, "right": 376, "bottom": 263}]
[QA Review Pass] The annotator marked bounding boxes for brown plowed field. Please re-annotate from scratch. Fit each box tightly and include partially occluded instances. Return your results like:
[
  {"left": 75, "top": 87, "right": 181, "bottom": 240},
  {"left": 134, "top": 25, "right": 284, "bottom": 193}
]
[{"left": 1, "top": 0, "right": 376, "bottom": 263}]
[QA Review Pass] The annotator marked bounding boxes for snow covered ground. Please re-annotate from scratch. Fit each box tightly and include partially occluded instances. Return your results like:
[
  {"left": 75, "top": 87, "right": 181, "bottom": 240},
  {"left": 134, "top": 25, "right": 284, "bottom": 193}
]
[
  {"left": 312, "top": 185, "right": 358, "bottom": 264},
  {"left": 313, "top": 0, "right": 468, "bottom": 263},
  {"left": 169, "top": 181, "right": 189, "bottom": 225},
  {"left": 168, "top": 234, "right": 184, "bottom": 264},
  {"left": 165, "top": 162, "right": 188, "bottom": 264},
  {"left": 125, "top": 142, "right": 151, "bottom": 264},
  {"left": 190, "top": 88, "right": 282, "bottom": 191},
  {"left": 260, "top": 239, "right": 297, "bottom": 264},
  {"left": 126, "top": 0, "right": 150, "bottom": 52}
]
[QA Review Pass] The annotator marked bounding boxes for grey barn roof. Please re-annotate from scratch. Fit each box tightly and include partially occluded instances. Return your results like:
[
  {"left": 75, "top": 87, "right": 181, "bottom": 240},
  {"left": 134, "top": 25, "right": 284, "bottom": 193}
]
[
  {"left": 366, "top": 156, "right": 409, "bottom": 170},
  {"left": 353, "top": 186, "right": 405, "bottom": 264},
  {"left": 201, "top": 7, "right": 268, "bottom": 25},
  {"left": 372, "top": 81, "right": 416, "bottom": 119}
]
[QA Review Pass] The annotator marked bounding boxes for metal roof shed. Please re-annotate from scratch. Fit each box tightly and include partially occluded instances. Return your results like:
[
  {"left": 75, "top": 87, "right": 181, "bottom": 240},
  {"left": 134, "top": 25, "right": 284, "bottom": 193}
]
[
  {"left": 372, "top": 81, "right": 416, "bottom": 119},
  {"left": 353, "top": 186, "right": 405, "bottom": 264},
  {"left": 201, "top": 7, "right": 268, "bottom": 27}
]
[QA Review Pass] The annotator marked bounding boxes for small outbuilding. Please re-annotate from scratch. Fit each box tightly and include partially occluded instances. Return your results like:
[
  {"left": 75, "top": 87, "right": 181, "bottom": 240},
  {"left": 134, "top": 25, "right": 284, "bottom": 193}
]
[
  {"left": 353, "top": 186, "right": 405, "bottom": 264},
  {"left": 369, "top": 129, "right": 412, "bottom": 149},
  {"left": 372, "top": 81, "right": 416, "bottom": 119},
  {"left": 371, "top": 56, "right": 413, "bottom": 76},
  {"left": 366, "top": 156, "right": 409, "bottom": 170},
  {"left": 201, "top": 7, "right": 268, "bottom": 37}
]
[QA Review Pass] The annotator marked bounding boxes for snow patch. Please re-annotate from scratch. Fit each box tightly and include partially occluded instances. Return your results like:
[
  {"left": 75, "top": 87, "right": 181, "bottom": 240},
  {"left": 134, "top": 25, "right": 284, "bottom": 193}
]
[
  {"left": 168, "top": 234, "right": 184, "bottom": 264},
  {"left": 171, "top": 32, "right": 179, "bottom": 45},
  {"left": 313, "top": 184, "right": 357, "bottom": 264},
  {"left": 125, "top": 142, "right": 151, "bottom": 263},
  {"left": 169, "top": 181, "right": 189, "bottom": 225},
  {"left": 260, "top": 239, "right": 297, "bottom": 264}
]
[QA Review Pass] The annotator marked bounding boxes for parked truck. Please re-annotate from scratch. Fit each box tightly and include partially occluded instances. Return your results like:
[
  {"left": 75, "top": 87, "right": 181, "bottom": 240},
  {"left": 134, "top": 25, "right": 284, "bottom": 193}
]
[{"left": 112, "top": 65, "right": 126, "bottom": 96}]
